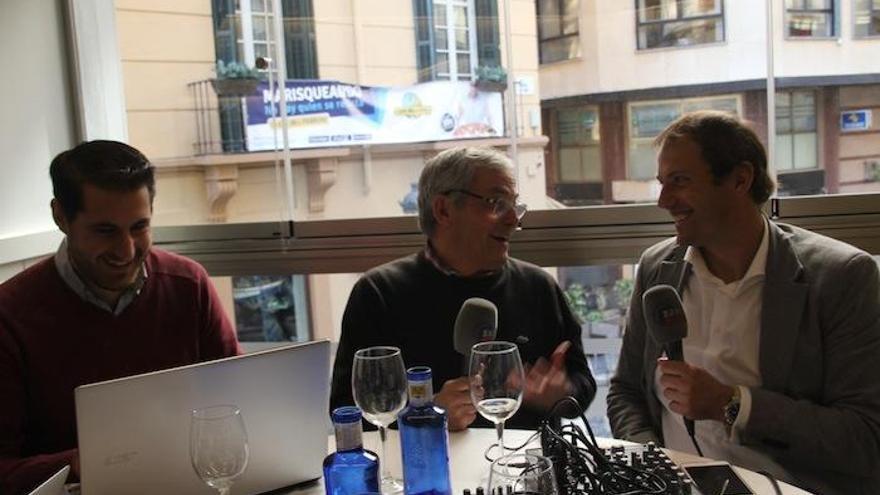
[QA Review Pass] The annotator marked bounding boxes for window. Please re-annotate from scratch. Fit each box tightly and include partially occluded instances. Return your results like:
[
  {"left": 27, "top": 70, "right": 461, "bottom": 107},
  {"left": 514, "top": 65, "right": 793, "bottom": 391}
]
[
  {"left": 414, "top": 0, "right": 501, "bottom": 82},
  {"left": 557, "top": 107, "right": 601, "bottom": 182},
  {"left": 785, "top": 0, "right": 835, "bottom": 37},
  {"left": 636, "top": 0, "right": 724, "bottom": 50},
  {"left": 855, "top": 0, "right": 880, "bottom": 37},
  {"left": 433, "top": 0, "right": 478, "bottom": 80},
  {"left": 776, "top": 90, "right": 818, "bottom": 171},
  {"left": 211, "top": 0, "right": 318, "bottom": 151},
  {"left": 537, "top": 0, "right": 581, "bottom": 64},
  {"left": 627, "top": 95, "right": 740, "bottom": 179}
]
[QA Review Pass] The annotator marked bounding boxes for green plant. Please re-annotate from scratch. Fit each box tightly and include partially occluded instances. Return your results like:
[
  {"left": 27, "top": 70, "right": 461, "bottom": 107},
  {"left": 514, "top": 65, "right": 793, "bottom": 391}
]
[
  {"left": 215, "top": 60, "right": 261, "bottom": 80},
  {"left": 474, "top": 64, "right": 507, "bottom": 84},
  {"left": 563, "top": 283, "right": 589, "bottom": 324},
  {"left": 614, "top": 278, "right": 634, "bottom": 306}
]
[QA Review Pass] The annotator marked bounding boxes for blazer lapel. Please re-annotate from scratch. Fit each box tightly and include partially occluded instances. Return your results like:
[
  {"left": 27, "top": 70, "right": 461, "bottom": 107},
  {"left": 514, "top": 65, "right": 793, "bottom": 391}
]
[{"left": 760, "top": 222, "right": 808, "bottom": 391}]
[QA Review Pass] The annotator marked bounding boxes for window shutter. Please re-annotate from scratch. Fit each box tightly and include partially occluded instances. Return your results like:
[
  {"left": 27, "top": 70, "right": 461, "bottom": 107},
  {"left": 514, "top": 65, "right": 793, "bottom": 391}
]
[
  {"left": 212, "top": 0, "right": 245, "bottom": 152},
  {"left": 281, "top": 0, "right": 319, "bottom": 79},
  {"left": 212, "top": 0, "right": 238, "bottom": 63},
  {"left": 475, "top": 0, "right": 501, "bottom": 67},
  {"left": 412, "top": 0, "right": 437, "bottom": 82}
]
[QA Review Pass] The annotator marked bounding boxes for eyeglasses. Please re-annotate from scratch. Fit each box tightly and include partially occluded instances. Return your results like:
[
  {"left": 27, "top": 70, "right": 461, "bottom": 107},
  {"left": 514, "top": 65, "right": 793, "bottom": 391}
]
[{"left": 444, "top": 189, "right": 528, "bottom": 220}]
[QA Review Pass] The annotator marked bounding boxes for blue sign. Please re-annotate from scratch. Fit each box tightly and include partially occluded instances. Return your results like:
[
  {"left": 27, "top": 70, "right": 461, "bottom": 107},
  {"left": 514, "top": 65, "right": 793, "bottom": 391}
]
[{"left": 841, "top": 110, "right": 872, "bottom": 131}]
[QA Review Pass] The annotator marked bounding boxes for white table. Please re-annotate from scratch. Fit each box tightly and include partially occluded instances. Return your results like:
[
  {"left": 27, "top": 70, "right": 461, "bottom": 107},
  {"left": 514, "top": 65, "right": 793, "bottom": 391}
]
[{"left": 292, "top": 428, "right": 811, "bottom": 495}]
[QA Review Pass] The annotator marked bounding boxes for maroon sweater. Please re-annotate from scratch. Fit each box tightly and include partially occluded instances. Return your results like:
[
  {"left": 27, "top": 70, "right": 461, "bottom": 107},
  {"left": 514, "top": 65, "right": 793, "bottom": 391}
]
[{"left": 0, "top": 248, "right": 240, "bottom": 494}]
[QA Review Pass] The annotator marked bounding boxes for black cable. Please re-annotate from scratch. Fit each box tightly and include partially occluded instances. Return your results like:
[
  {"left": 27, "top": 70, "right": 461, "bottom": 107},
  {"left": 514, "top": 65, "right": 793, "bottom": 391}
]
[
  {"left": 757, "top": 470, "right": 783, "bottom": 495},
  {"left": 688, "top": 428, "right": 704, "bottom": 457}
]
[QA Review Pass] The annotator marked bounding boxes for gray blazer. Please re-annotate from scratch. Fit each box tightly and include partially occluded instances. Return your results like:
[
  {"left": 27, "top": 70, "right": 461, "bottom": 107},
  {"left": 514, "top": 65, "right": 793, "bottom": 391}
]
[{"left": 607, "top": 221, "right": 880, "bottom": 495}]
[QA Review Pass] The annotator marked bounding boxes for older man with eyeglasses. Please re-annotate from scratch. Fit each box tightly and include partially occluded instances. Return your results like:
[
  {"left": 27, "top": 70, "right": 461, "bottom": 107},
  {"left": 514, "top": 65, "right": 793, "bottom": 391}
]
[{"left": 329, "top": 147, "right": 596, "bottom": 431}]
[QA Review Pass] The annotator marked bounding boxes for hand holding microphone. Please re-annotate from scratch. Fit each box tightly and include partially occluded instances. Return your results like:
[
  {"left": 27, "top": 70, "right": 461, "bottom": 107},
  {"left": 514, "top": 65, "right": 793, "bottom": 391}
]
[
  {"left": 437, "top": 298, "right": 498, "bottom": 431},
  {"left": 643, "top": 285, "right": 735, "bottom": 432}
]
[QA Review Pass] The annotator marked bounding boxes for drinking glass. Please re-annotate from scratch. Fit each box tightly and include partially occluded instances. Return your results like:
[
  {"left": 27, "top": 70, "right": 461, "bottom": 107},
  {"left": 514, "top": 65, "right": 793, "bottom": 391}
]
[
  {"left": 469, "top": 341, "right": 524, "bottom": 457},
  {"left": 489, "top": 453, "right": 559, "bottom": 495},
  {"left": 352, "top": 346, "right": 408, "bottom": 494},
  {"left": 190, "top": 405, "right": 249, "bottom": 495}
]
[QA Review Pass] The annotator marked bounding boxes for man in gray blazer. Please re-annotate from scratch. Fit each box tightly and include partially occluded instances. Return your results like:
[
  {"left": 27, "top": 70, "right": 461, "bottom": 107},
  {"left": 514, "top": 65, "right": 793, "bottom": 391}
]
[{"left": 607, "top": 111, "right": 880, "bottom": 495}]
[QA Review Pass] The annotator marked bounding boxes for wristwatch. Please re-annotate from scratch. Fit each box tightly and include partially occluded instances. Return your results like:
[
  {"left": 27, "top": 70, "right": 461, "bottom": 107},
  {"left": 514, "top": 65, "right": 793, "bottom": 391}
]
[{"left": 723, "top": 386, "right": 742, "bottom": 429}]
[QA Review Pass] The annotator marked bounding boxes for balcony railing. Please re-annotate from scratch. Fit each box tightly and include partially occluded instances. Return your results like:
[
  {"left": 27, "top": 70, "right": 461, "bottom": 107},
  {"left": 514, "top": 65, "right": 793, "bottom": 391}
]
[{"left": 188, "top": 79, "right": 250, "bottom": 155}]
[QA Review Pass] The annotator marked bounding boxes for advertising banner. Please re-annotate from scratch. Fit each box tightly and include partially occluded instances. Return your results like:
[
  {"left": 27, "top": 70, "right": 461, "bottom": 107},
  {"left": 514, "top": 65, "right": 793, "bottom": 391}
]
[{"left": 244, "top": 80, "right": 504, "bottom": 150}]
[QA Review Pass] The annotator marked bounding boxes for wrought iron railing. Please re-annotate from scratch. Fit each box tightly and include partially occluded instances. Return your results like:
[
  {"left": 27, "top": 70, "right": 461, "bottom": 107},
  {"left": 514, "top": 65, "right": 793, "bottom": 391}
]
[{"left": 187, "top": 79, "right": 249, "bottom": 155}]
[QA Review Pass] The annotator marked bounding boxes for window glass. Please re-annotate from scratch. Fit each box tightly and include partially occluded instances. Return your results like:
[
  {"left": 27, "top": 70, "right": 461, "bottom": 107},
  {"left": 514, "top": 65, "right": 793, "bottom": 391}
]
[
  {"left": 636, "top": 0, "right": 724, "bottom": 49},
  {"left": 785, "top": 0, "right": 835, "bottom": 37},
  {"left": 538, "top": 0, "right": 581, "bottom": 63},
  {"left": 775, "top": 90, "right": 818, "bottom": 175},
  {"left": 855, "top": 0, "right": 880, "bottom": 37}
]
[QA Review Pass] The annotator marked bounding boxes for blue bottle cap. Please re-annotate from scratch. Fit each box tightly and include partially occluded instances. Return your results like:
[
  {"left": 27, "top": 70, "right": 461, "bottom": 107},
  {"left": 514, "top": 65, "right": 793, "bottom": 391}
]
[
  {"left": 331, "top": 406, "right": 362, "bottom": 424},
  {"left": 406, "top": 366, "right": 432, "bottom": 381}
]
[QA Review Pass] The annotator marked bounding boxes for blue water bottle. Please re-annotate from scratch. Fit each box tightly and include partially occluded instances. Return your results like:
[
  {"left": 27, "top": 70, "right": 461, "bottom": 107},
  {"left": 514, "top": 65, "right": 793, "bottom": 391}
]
[
  {"left": 323, "top": 406, "right": 380, "bottom": 495},
  {"left": 398, "top": 366, "right": 452, "bottom": 495}
]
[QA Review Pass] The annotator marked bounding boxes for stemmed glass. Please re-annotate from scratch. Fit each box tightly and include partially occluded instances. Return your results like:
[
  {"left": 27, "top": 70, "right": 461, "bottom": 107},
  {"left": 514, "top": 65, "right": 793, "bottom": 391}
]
[
  {"left": 190, "top": 405, "right": 249, "bottom": 495},
  {"left": 352, "top": 346, "right": 408, "bottom": 494},
  {"left": 469, "top": 341, "right": 524, "bottom": 458},
  {"left": 489, "top": 453, "right": 559, "bottom": 495}
]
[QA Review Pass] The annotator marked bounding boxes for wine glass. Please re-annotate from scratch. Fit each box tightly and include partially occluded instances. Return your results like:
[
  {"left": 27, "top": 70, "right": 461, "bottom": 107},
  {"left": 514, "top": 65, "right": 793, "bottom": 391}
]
[
  {"left": 190, "top": 405, "right": 249, "bottom": 495},
  {"left": 489, "top": 453, "right": 559, "bottom": 495},
  {"left": 469, "top": 341, "right": 524, "bottom": 458},
  {"left": 352, "top": 346, "right": 408, "bottom": 494}
]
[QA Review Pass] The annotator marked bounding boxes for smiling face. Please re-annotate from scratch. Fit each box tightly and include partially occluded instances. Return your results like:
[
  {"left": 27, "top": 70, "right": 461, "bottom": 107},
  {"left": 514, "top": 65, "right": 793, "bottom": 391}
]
[
  {"left": 656, "top": 137, "right": 742, "bottom": 249},
  {"left": 53, "top": 183, "right": 153, "bottom": 302},
  {"left": 439, "top": 167, "right": 519, "bottom": 275}
]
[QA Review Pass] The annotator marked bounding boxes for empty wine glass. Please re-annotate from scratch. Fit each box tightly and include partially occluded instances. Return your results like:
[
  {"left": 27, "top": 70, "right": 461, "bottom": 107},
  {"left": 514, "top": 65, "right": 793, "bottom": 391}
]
[
  {"left": 469, "top": 341, "right": 524, "bottom": 458},
  {"left": 352, "top": 346, "right": 408, "bottom": 494},
  {"left": 489, "top": 453, "right": 559, "bottom": 495},
  {"left": 190, "top": 405, "right": 249, "bottom": 495}
]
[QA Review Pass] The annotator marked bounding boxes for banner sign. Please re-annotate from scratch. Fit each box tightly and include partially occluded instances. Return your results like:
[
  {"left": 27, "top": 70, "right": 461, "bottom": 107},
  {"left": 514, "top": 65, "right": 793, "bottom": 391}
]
[{"left": 244, "top": 80, "right": 504, "bottom": 150}]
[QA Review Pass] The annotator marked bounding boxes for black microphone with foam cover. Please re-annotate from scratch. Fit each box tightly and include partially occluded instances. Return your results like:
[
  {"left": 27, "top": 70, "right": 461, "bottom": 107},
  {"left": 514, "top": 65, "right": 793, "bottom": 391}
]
[
  {"left": 642, "top": 284, "right": 698, "bottom": 443},
  {"left": 453, "top": 298, "right": 498, "bottom": 374},
  {"left": 642, "top": 284, "right": 688, "bottom": 361}
]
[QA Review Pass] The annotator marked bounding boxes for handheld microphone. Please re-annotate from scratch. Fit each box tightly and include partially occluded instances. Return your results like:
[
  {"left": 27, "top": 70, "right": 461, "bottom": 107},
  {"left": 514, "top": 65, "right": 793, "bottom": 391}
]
[
  {"left": 453, "top": 298, "right": 498, "bottom": 374},
  {"left": 642, "top": 285, "right": 697, "bottom": 443}
]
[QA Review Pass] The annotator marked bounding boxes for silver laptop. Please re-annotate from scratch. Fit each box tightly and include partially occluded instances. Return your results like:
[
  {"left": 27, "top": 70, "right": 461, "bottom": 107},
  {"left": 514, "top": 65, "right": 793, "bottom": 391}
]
[
  {"left": 28, "top": 465, "right": 69, "bottom": 495},
  {"left": 75, "top": 340, "right": 330, "bottom": 495}
]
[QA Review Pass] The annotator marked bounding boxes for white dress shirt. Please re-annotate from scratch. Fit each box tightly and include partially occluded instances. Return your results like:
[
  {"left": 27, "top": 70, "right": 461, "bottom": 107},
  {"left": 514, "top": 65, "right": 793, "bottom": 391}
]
[{"left": 655, "top": 219, "right": 792, "bottom": 481}]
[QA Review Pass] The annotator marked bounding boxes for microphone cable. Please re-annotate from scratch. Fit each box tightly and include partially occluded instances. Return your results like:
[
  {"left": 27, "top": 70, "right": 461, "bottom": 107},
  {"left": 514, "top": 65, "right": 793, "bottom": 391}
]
[{"left": 686, "top": 421, "right": 704, "bottom": 457}]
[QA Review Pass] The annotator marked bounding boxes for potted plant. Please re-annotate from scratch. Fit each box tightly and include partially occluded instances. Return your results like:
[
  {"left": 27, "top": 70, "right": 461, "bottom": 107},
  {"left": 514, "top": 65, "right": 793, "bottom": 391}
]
[
  {"left": 210, "top": 60, "right": 262, "bottom": 97},
  {"left": 473, "top": 64, "right": 508, "bottom": 92}
]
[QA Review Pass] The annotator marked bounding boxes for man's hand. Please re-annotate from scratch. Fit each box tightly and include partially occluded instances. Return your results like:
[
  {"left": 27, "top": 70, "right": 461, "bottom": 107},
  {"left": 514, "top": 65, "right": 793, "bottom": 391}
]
[
  {"left": 434, "top": 377, "right": 477, "bottom": 431},
  {"left": 522, "top": 341, "right": 575, "bottom": 413},
  {"left": 656, "top": 358, "right": 735, "bottom": 422}
]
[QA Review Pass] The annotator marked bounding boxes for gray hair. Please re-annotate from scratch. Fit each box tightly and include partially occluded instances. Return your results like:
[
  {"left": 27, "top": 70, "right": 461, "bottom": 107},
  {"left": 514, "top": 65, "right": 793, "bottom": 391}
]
[{"left": 417, "top": 147, "right": 514, "bottom": 236}]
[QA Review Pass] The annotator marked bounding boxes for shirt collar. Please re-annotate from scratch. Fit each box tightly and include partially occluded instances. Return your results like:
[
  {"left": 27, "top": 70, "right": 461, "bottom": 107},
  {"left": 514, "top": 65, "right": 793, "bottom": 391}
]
[
  {"left": 684, "top": 217, "right": 769, "bottom": 294},
  {"left": 423, "top": 241, "right": 500, "bottom": 278},
  {"left": 54, "top": 239, "right": 148, "bottom": 315}
]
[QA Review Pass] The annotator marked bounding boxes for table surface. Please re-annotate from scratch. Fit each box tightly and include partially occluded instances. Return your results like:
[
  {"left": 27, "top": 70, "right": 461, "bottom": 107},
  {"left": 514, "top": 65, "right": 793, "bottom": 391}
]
[{"left": 291, "top": 428, "right": 811, "bottom": 495}]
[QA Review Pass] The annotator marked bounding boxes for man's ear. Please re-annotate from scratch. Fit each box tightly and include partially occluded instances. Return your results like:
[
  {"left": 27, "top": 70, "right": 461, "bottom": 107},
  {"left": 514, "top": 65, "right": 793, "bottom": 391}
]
[
  {"left": 431, "top": 194, "right": 453, "bottom": 228},
  {"left": 732, "top": 161, "right": 755, "bottom": 197},
  {"left": 51, "top": 199, "right": 69, "bottom": 235}
]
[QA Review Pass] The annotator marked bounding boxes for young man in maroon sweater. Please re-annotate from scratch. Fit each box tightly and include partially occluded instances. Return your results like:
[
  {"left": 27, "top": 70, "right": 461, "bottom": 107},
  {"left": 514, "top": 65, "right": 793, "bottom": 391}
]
[{"left": 0, "top": 141, "right": 241, "bottom": 495}]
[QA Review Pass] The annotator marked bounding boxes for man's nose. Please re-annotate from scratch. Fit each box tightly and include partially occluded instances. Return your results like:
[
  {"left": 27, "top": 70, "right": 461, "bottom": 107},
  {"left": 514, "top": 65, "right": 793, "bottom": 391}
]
[
  {"left": 114, "top": 233, "right": 136, "bottom": 260},
  {"left": 657, "top": 184, "right": 673, "bottom": 210}
]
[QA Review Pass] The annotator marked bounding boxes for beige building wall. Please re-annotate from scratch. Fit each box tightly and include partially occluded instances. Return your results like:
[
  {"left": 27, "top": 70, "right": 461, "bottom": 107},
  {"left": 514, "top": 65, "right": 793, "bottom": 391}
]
[{"left": 114, "top": 0, "right": 548, "bottom": 345}]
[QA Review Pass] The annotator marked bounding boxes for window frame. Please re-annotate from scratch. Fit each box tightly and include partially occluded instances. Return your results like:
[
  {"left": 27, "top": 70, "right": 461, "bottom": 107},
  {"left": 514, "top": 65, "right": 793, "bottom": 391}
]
[
  {"left": 784, "top": 0, "right": 837, "bottom": 39},
  {"left": 854, "top": 0, "right": 880, "bottom": 38},
  {"left": 432, "top": 0, "right": 480, "bottom": 81},
  {"left": 554, "top": 105, "right": 602, "bottom": 184},
  {"left": 634, "top": 0, "right": 726, "bottom": 51},
  {"left": 536, "top": 0, "right": 582, "bottom": 64},
  {"left": 775, "top": 89, "right": 820, "bottom": 172}
]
